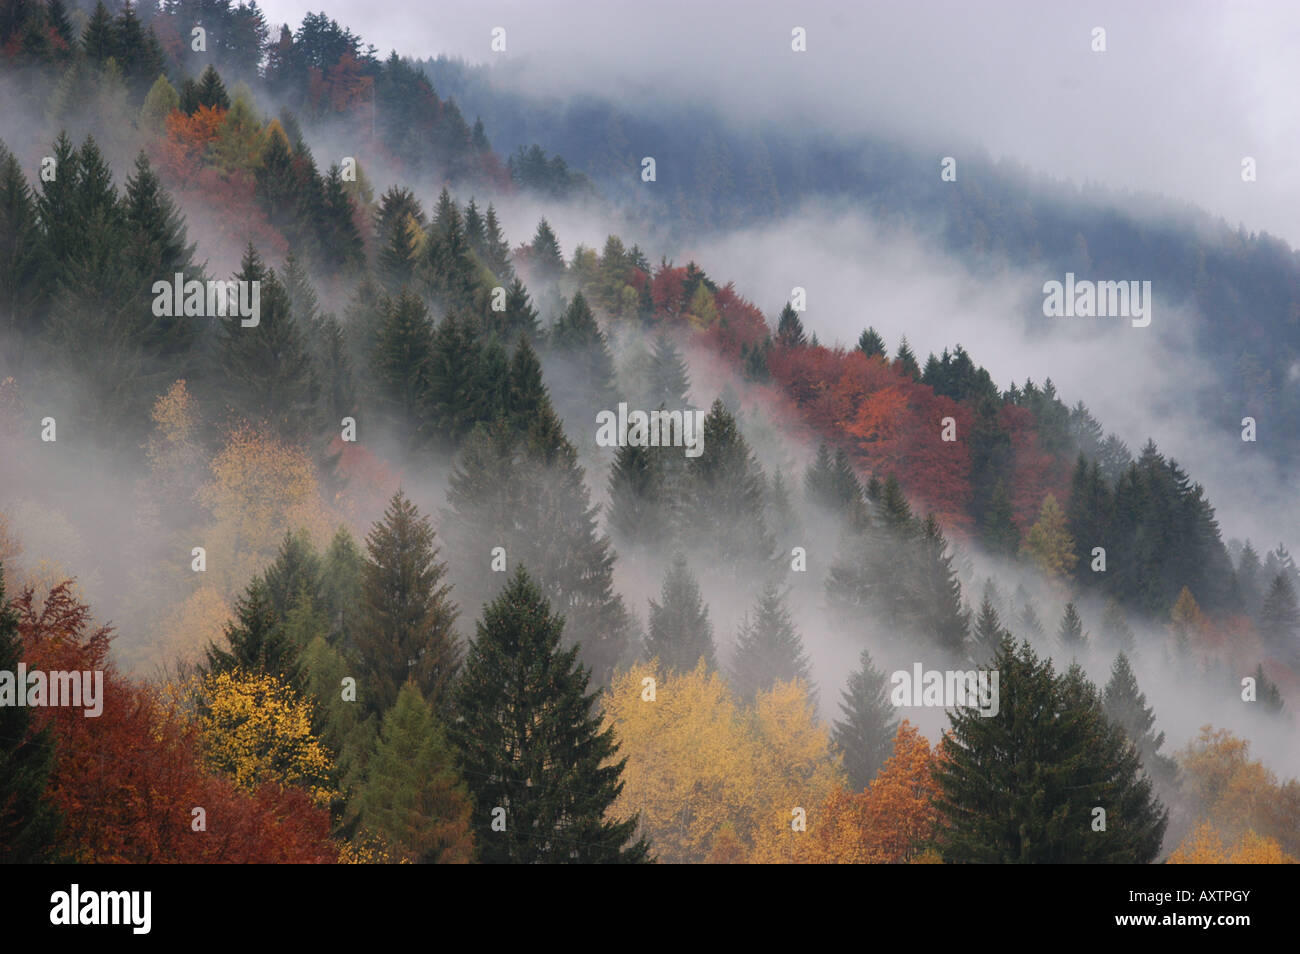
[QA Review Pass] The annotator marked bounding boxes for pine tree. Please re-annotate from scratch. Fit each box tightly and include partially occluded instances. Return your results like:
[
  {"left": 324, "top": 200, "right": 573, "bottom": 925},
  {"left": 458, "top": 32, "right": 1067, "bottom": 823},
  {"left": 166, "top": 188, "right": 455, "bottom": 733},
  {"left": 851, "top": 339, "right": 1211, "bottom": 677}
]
[
  {"left": 81, "top": 1, "right": 113, "bottom": 63},
  {"left": 731, "top": 583, "right": 812, "bottom": 702},
  {"left": 1057, "top": 601, "right": 1087, "bottom": 656},
  {"left": 0, "top": 144, "right": 48, "bottom": 355},
  {"left": 261, "top": 529, "right": 323, "bottom": 622},
  {"left": 422, "top": 188, "right": 478, "bottom": 312},
  {"left": 254, "top": 121, "right": 297, "bottom": 231},
  {"left": 894, "top": 336, "right": 920, "bottom": 379},
  {"left": 1103, "top": 653, "right": 1178, "bottom": 791},
  {"left": 647, "top": 332, "right": 690, "bottom": 408},
  {"left": 804, "top": 442, "right": 862, "bottom": 518},
  {"left": 528, "top": 217, "right": 564, "bottom": 283},
  {"left": 857, "top": 326, "right": 886, "bottom": 358},
  {"left": 216, "top": 252, "right": 320, "bottom": 444},
  {"left": 982, "top": 479, "right": 1020, "bottom": 556},
  {"left": 486, "top": 277, "right": 539, "bottom": 345},
  {"left": 775, "top": 302, "right": 806, "bottom": 348},
  {"left": 1259, "top": 573, "right": 1300, "bottom": 662},
  {"left": 909, "top": 515, "right": 969, "bottom": 659},
  {"left": 504, "top": 336, "right": 549, "bottom": 435},
  {"left": 205, "top": 580, "right": 303, "bottom": 689},
  {"left": 677, "top": 398, "right": 774, "bottom": 575},
  {"left": 355, "top": 491, "right": 461, "bottom": 719},
  {"left": 607, "top": 442, "right": 665, "bottom": 549},
  {"left": 320, "top": 164, "right": 363, "bottom": 274},
  {"left": 644, "top": 554, "right": 715, "bottom": 672},
  {"left": 934, "top": 636, "right": 1167, "bottom": 863},
  {"left": 195, "top": 64, "right": 231, "bottom": 110},
  {"left": 442, "top": 415, "right": 633, "bottom": 685},
  {"left": 319, "top": 526, "right": 365, "bottom": 650},
  {"left": 0, "top": 564, "right": 61, "bottom": 861},
  {"left": 450, "top": 567, "right": 651, "bottom": 863},
  {"left": 463, "top": 198, "right": 486, "bottom": 255},
  {"left": 482, "top": 204, "right": 513, "bottom": 281},
  {"left": 1237, "top": 541, "right": 1264, "bottom": 619},
  {"left": 371, "top": 288, "right": 435, "bottom": 448},
  {"left": 1100, "top": 599, "right": 1135, "bottom": 655},
  {"left": 1252, "top": 663, "right": 1284, "bottom": 715},
  {"left": 358, "top": 681, "right": 475, "bottom": 863},
  {"left": 548, "top": 291, "right": 617, "bottom": 415},
  {"left": 832, "top": 647, "right": 898, "bottom": 791},
  {"left": 971, "top": 591, "right": 1009, "bottom": 664}
]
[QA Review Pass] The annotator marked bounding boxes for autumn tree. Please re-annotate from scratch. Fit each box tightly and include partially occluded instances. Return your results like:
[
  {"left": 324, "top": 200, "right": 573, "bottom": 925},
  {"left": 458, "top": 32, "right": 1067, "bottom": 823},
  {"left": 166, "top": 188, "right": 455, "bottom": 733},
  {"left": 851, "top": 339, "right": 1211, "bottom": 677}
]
[
  {"left": 357, "top": 681, "right": 475, "bottom": 863},
  {"left": 1021, "top": 493, "right": 1076, "bottom": 580},
  {"left": 0, "top": 564, "right": 60, "bottom": 861}
]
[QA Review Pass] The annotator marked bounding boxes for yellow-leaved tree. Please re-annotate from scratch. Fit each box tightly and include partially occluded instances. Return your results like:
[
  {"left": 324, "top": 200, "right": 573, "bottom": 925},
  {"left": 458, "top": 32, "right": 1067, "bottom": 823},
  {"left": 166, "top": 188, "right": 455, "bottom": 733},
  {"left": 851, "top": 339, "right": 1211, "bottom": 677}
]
[
  {"left": 1168, "top": 822, "right": 1296, "bottom": 864},
  {"left": 604, "top": 661, "right": 841, "bottom": 863},
  {"left": 199, "top": 669, "right": 337, "bottom": 808}
]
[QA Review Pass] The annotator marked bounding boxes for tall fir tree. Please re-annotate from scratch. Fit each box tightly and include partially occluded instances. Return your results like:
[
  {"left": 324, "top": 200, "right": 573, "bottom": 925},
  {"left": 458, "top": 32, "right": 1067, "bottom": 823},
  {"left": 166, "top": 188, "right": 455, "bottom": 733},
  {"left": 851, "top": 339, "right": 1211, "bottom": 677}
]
[
  {"left": 450, "top": 567, "right": 650, "bottom": 863},
  {"left": 643, "top": 554, "right": 715, "bottom": 672},
  {"left": 934, "top": 635, "right": 1167, "bottom": 863},
  {"left": 774, "top": 302, "right": 806, "bottom": 348},
  {"left": 731, "top": 582, "right": 812, "bottom": 702},
  {"left": 355, "top": 490, "right": 460, "bottom": 719},
  {"left": 832, "top": 647, "right": 899, "bottom": 792},
  {"left": 1102, "top": 652, "right": 1178, "bottom": 793},
  {"left": 205, "top": 579, "right": 303, "bottom": 689}
]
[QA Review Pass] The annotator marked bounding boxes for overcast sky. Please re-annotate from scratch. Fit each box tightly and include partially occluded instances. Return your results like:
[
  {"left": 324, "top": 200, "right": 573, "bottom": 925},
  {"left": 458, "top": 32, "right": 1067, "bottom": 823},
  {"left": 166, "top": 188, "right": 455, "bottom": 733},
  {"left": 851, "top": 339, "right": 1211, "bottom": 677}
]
[{"left": 256, "top": 0, "right": 1300, "bottom": 246}]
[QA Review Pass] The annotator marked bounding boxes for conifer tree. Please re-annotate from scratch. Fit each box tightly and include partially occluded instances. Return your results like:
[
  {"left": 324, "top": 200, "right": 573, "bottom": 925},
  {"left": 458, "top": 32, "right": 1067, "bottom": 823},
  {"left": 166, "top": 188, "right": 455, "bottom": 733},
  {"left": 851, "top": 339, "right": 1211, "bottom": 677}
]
[
  {"left": 894, "top": 336, "right": 920, "bottom": 379},
  {"left": 486, "top": 277, "right": 539, "bottom": 345},
  {"left": 528, "top": 217, "right": 564, "bottom": 283},
  {"left": 205, "top": 579, "right": 303, "bottom": 689},
  {"left": 832, "top": 647, "right": 898, "bottom": 791},
  {"left": 320, "top": 164, "right": 363, "bottom": 273},
  {"left": 731, "top": 583, "right": 812, "bottom": 702},
  {"left": 982, "top": 479, "right": 1020, "bottom": 556},
  {"left": 482, "top": 204, "right": 513, "bottom": 281},
  {"left": 319, "top": 526, "right": 365, "bottom": 650},
  {"left": 371, "top": 288, "right": 435, "bottom": 447},
  {"left": 0, "top": 144, "right": 48, "bottom": 354},
  {"left": 261, "top": 529, "right": 323, "bottom": 622},
  {"left": 254, "top": 121, "right": 296, "bottom": 231},
  {"left": 422, "top": 188, "right": 478, "bottom": 312},
  {"left": 81, "top": 1, "right": 114, "bottom": 63},
  {"left": 1021, "top": 493, "right": 1076, "bottom": 580},
  {"left": 195, "top": 64, "right": 231, "bottom": 110},
  {"left": 358, "top": 681, "right": 475, "bottom": 863},
  {"left": 463, "top": 198, "right": 485, "bottom": 255},
  {"left": 1102, "top": 653, "right": 1178, "bottom": 791},
  {"left": 607, "top": 442, "right": 665, "bottom": 549},
  {"left": 442, "top": 414, "right": 633, "bottom": 684},
  {"left": 644, "top": 554, "right": 715, "bottom": 673},
  {"left": 775, "top": 302, "right": 806, "bottom": 348},
  {"left": 1259, "top": 573, "right": 1300, "bottom": 663},
  {"left": 504, "top": 336, "right": 549, "bottom": 435},
  {"left": 0, "top": 565, "right": 61, "bottom": 861},
  {"left": 355, "top": 490, "right": 460, "bottom": 719},
  {"left": 548, "top": 290, "right": 617, "bottom": 415},
  {"left": 139, "top": 74, "right": 179, "bottom": 132},
  {"left": 450, "top": 567, "right": 650, "bottom": 863},
  {"left": 1057, "top": 601, "right": 1087, "bottom": 656},
  {"left": 857, "top": 326, "right": 886, "bottom": 358},
  {"left": 934, "top": 636, "right": 1167, "bottom": 863},
  {"left": 971, "top": 591, "right": 1009, "bottom": 664},
  {"left": 648, "top": 332, "right": 690, "bottom": 408},
  {"left": 909, "top": 515, "right": 969, "bottom": 659},
  {"left": 677, "top": 398, "right": 774, "bottom": 575}
]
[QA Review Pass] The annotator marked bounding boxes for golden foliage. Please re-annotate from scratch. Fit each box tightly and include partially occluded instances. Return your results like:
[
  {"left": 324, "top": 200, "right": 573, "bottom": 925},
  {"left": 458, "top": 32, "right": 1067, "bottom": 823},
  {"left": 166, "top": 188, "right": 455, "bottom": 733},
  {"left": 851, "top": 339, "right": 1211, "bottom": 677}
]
[
  {"left": 1168, "top": 822, "right": 1296, "bottom": 864},
  {"left": 199, "top": 669, "right": 337, "bottom": 808}
]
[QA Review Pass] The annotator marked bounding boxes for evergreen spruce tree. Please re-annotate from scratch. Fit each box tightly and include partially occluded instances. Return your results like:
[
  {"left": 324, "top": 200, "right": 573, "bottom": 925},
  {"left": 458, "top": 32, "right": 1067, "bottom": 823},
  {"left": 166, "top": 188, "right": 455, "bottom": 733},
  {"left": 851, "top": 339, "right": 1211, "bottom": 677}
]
[
  {"left": 261, "top": 529, "right": 323, "bottom": 622},
  {"left": 205, "top": 579, "right": 303, "bottom": 689},
  {"left": 644, "top": 553, "right": 715, "bottom": 672},
  {"left": 482, "top": 204, "right": 514, "bottom": 281},
  {"left": 358, "top": 681, "right": 475, "bottom": 863},
  {"left": 857, "top": 326, "right": 886, "bottom": 358},
  {"left": 982, "top": 479, "right": 1020, "bottom": 556},
  {"left": 731, "top": 582, "right": 812, "bottom": 702},
  {"left": 894, "top": 336, "right": 920, "bottom": 379},
  {"left": 450, "top": 567, "right": 650, "bottom": 863},
  {"left": 442, "top": 411, "right": 633, "bottom": 685},
  {"left": 1099, "top": 599, "right": 1135, "bottom": 655},
  {"left": 355, "top": 490, "right": 460, "bottom": 719},
  {"left": 528, "top": 217, "right": 564, "bottom": 283},
  {"left": 0, "top": 565, "right": 61, "bottom": 861},
  {"left": 1252, "top": 663, "right": 1285, "bottom": 715},
  {"left": 320, "top": 164, "right": 363, "bottom": 273},
  {"left": 1102, "top": 652, "right": 1178, "bottom": 791},
  {"left": 774, "top": 302, "right": 806, "bottom": 348},
  {"left": 647, "top": 331, "right": 690, "bottom": 408},
  {"left": 677, "top": 398, "right": 774, "bottom": 576},
  {"left": 0, "top": 144, "right": 49, "bottom": 355},
  {"left": 971, "top": 590, "right": 1009, "bottom": 664},
  {"left": 462, "top": 198, "right": 486, "bottom": 255},
  {"left": 487, "top": 277, "right": 539, "bottom": 345},
  {"left": 1057, "top": 601, "right": 1088, "bottom": 656},
  {"left": 503, "top": 336, "right": 548, "bottom": 435},
  {"left": 81, "top": 1, "right": 114, "bottom": 63},
  {"left": 195, "top": 64, "right": 230, "bottom": 109},
  {"left": 832, "top": 647, "right": 898, "bottom": 791},
  {"left": 934, "top": 636, "right": 1167, "bottom": 863},
  {"left": 607, "top": 442, "right": 664, "bottom": 549},
  {"left": 908, "top": 515, "right": 969, "bottom": 660},
  {"left": 371, "top": 288, "right": 435, "bottom": 449},
  {"left": 422, "top": 188, "right": 478, "bottom": 312},
  {"left": 319, "top": 526, "right": 365, "bottom": 650},
  {"left": 1236, "top": 541, "right": 1264, "bottom": 620},
  {"left": 548, "top": 291, "right": 618, "bottom": 416},
  {"left": 1259, "top": 572, "right": 1300, "bottom": 663}
]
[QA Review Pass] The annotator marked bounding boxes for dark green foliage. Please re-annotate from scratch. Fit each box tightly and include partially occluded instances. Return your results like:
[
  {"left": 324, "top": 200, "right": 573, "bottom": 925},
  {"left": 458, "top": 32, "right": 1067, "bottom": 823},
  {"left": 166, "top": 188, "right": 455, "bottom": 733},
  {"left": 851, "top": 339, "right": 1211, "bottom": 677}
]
[
  {"left": 450, "top": 567, "right": 650, "bottom": 863},
  {"left": 1103, "top": 653, "right": 1178, "bottom": 791},
  {"left": 857, "top": 326, "right": 886, "bottom": 358},
  {"left": 774, "top": 302, "right": 805, "bottom": 348},
  {"left": 934, "top": 636, "right": 1167, "bottom": 863},
  {"left": 832, "top": 647, "right": 898, "bottom": 792},
  {"left": 205, "top": 579, "right": 303, "bottom": 689},
  {"left": 1259, "top": 572, "right": 1300, "bottom": 664},
  {"left": 644, "top": 553, "right": 715, "bottom": 673},
  {"left": 354, "top": 490, "right": 461, "bottom": 719}
]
